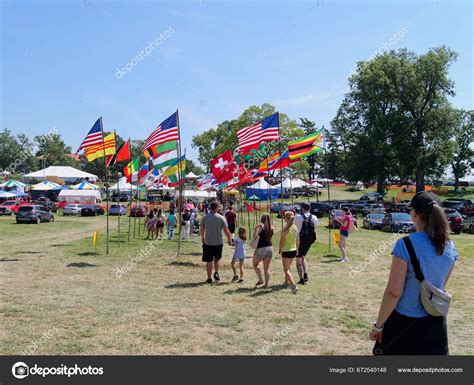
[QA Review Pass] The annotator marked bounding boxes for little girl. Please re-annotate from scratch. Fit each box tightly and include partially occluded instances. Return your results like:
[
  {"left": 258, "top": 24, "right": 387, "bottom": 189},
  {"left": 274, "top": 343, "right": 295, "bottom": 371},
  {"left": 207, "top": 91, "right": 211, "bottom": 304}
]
[{"left": 231, "top": 227, "right": 247, "bottom": 283}]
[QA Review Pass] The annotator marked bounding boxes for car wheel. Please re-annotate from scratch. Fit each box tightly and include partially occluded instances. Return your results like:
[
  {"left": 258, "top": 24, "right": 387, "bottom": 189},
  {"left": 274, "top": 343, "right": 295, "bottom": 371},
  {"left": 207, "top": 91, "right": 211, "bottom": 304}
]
[
  {"left": 391, "top": 225, "right": 395, "bottom": 233},
  {"left": 36, "top": 216, "right": 41, "bottom": 224},
  {"left": 471, "top": 225, "right": 474, "bottom": 235},
  {"left": 16, "top": 220, "right": 21, "bottom": 224},
  {"left": 369, "top": 223, "right": 374, "bottom": 230},
  {"left": 49, "top": 216, "right": 54, "bottom": 223}
]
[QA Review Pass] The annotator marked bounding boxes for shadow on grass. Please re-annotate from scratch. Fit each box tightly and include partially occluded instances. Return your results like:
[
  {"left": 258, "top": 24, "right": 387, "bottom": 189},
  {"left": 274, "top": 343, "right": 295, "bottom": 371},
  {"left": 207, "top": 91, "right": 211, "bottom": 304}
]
[
  {"left": 67, "top": 262, "right": 96, "bottom": 268},
  {"left": 51, "top": 244, "right": 67, "bottom": 247},
  {"left": 0, "top": 257, "right": 19, "bottom": 262},
  {"left": 165, "top": 281, "right": 208, "bottom": 289},
  {"left": 167, "top": 261, "right": 200, "bottom": 268},
  {"left": 223, "top": 287, "right": 256, "bottom": 295},
  {"left": 249, "top": 285, "right": 287, "bottom": 297},
  {"left": 77, "top": 252, "right": 100, "bottom": 257},
  {"left": 320, "top": 253, "right": 341, "bottom": 263},
  {"left": 14, "top": 251, "right": 42, "bottom": 255},
  {"left": 180, "top": 252, "right": 202, "bottom": 257}
]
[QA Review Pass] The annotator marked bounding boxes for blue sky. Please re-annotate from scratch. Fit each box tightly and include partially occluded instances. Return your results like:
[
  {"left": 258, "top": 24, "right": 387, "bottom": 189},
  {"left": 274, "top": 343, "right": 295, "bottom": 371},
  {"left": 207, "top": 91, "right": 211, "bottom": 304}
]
[{"left": 1, "top": 0, "right": 472, "bottom": 166}]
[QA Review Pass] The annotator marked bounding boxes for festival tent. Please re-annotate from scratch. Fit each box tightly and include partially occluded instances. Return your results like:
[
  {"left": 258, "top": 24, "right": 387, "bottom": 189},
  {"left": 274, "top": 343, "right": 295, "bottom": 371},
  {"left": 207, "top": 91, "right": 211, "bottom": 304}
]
[
  {"left": 31, "top": 181, "right": 61, "bottom": 190},
  {"left": 307, "top": 181, "right": 324, "bottom": 188},
  {"left": 58, "top": 189, "right": 102, "bottom": 204},
  {"left": 72, "top": 181, "right": 99, "bottom": 190},
  {"left": 185, "top": 172, "right": 199, "bottom": 179},
  {"left": 0, "top": 190, "right": 16, "bottom": 198},
  {"left": 10, "top": 191, "right": 29, "bottom": 197},
  {"left": 0, "top": 180, "right": 27, "bottom": 192},
  {"left": 109, "top": 177, "right": 138, "bottom": 192},
  {"left": 275, "top": 177, "right": 305, "bottom": 193},
  {"left": 246, "top": 179, "right": 278, "bottom": 200},
  {"left": 24, "top": 166, "right": 98, "bottom": 183},
  {"left": 176, "top": 190, "right": 217, "bottom": 199}
]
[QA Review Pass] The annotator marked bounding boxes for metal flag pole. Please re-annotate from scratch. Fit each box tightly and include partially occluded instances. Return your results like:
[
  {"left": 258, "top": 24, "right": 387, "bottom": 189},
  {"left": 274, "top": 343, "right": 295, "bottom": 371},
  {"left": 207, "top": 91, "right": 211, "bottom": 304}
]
[
  {"left": 114, "top": 131, "right": 121, "bottom": 248},
  {"left": 176, "top": 110, "right": 184, "bottom": 258},
  {"left": 128, "top": 176, "right": 132, "bottom": 243},
  {"left": 277, "top": 112, "right": 284, "bottom": 230},
  {"left": 100, "top": 117, "right": 109, "bottom": 255}
]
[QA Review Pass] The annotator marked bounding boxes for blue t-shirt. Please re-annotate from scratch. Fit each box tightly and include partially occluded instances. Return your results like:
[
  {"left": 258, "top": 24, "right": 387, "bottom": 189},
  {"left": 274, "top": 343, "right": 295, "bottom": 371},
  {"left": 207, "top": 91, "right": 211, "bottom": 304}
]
[
  {"left": 167, "top": 214, "right": 176, "bottom": 226},
  {"left": 392, "top": 232, "right": 458, "bottom": 318}
]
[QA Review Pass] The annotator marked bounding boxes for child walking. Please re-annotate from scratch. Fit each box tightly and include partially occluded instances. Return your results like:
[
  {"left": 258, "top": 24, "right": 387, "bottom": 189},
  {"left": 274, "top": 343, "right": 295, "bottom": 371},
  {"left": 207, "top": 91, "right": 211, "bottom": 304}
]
[{"left": 231, "top": 227, "right": 247, "bottom": 283}]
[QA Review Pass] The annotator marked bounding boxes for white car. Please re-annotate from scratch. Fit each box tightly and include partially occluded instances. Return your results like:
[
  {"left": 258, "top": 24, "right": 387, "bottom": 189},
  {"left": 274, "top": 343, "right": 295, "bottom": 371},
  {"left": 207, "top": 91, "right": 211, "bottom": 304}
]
[{"left": 63, "top": 204, "right": 84, "bottom": 216}]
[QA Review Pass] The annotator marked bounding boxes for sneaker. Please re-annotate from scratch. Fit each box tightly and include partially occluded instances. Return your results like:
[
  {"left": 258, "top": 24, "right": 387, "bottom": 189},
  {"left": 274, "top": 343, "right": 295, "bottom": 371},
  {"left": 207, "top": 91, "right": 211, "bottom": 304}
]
[
  {"left": 205, "top": 278, "right": 212, "bottom": 284},
  {"left": 298, "top": 278, "right": 306, "bottom": 285},
  {"left": 303, "top": 273, "right": 308, "bottom": 282},
  {"left": 291, "top": 286, "right": 298, "bottom": 294},
  {"left": 231, "top": 275, "right": 239, "bottom": 283},
  {"left": 238, "top": 278, "right": 244, "bottom": 283},
  {"left": 339, "top": 258, "right": 348, "bottom": 263},
  {"left": 214, "top": 272, "right": 220, "bottom": 281}
]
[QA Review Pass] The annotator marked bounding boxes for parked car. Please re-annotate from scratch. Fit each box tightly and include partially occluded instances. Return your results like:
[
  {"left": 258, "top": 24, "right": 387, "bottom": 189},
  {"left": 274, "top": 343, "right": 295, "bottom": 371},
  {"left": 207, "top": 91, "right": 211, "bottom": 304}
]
[
  {"left": 462, "top": 216, "right": 474, "bottom": 234},
  {"left": 0, "top": 200, "right": 21, "bottom": 215},
  {"left": 16, "top": 205, "right": 54, "bottom": 224},
  {"left": 130, "top": 205, "right": 146, "bottom": 217},
  {"left": 361, "top": 203, "right": 386, "bottom": 216},
  {"left": 271, "top": 203, "right": 282, "bottom": 213},
  {"left": 353, "top": 202, "right": 370, "bottom": 215},
  {"left": 328, "top": 209, "right": 358, "bottom": 229},
  {"left": 465, "top": 205, "right": 474, "bottom": 217},
  {"left": 359, "top": 192, "right": 384, "bottom": 202},
  {"left": 277, "top": 203, "right": 301, "bottom": 218},
  {"left": 34, "top": 200, "right": 58, "bottom": 213},
  {"left": 111, "top": 193, "right": 129, "bottom": 202},
  {"left": 381, "top": 213, "right": 415, "bottom": 233},
  {"left": 109, "top": 204, "right": 127, "bottom": 216},
  {"left": 386, "top": 202, "right": 410, "bottom": 214},
  {"left": 362, "top": 213, "right": 386, "bottom": 230},
  {"left": 310, "top": 202, "right": 330, "bottom": 218},
  {"left": 81, "top": 204, "right": 105, "bottom": 216},
  {"left": 441, "top": 200, "right": 469, "bottom": 215},
  {"left": 443, "top": 208, "right": 462, "bottom": 234},
  {"left": 63, "top": 204, "right": 84, "bottom": 216}
]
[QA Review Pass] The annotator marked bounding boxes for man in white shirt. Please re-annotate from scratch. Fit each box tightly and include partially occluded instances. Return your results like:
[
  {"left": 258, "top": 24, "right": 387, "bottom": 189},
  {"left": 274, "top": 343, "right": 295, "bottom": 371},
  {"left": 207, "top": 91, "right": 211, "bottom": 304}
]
[{"left": 294, "top": 202, "right": 318, "bottom": 284}]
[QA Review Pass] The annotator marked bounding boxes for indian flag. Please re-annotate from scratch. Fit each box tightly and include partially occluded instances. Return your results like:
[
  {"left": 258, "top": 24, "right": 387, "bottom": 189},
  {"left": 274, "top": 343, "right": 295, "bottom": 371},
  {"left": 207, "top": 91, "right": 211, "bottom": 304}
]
[{"left": 288, "top": 129, "right": 324, "bottom": 160}]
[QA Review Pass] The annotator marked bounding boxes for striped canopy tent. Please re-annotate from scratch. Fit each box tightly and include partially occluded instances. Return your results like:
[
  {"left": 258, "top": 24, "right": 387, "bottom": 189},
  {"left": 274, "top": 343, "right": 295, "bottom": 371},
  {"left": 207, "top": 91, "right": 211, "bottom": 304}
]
[
  {"left": 31, "top": 180, "right": 61, "bottom": 191},
  {"left": 0, "top": 190, "right": 16, "bottom": 198},
  {"left": 72, "top": 181, "right": 99, "bottom": 190},
  {"left": 0, "top": 179, "right": 27, "bottom": 190}
]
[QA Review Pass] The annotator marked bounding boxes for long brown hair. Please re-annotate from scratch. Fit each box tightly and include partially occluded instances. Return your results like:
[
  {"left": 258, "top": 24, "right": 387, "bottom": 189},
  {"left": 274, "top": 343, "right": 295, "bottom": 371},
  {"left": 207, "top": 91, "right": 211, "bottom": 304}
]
[
  {"left": 415, "top": 204, "right": 450, "bottom": 255},
  {"left": 260, "top": 214, "right": 273, "bottom": 241},
  {"left": 238, "top": 227, "right": 247, "bottom": 241}
]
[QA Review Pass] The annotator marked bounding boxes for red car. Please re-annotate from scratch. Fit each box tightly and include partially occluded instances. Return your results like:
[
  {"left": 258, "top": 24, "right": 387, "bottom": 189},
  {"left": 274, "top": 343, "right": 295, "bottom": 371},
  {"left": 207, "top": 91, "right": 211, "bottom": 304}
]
[
  {"left": 443, "top": 208, "right": 462, "bottom": 234},
  {"left": 0, "top": 200, "right": 21, "bottom": 215}
]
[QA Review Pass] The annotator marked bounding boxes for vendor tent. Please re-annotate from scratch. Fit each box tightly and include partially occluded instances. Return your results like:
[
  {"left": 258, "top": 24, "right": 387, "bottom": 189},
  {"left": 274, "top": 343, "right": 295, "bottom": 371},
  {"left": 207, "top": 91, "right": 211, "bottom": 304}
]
[
  {"left": 31, "top": 181, "right": 61, "bottom": 191},
  {"left": 185, "top": 172, "right": 199, "bottom": 179},
  {"left": 0, "top": 191, "right": 16, "bottom": 198},
  {"left": 246, "top": 179, "right": 278, "bottom": 200},
  {"left": 109, "top": 177, "right": 138, "bottom": 191},
  {"left": 24, "top": 166, "right": 98, "bottom": 183},
  {"left": 176, "top": 190, "right": 217, "bottom": 199},
  {"left": 72, "top": 181, "right": 99, "bottom": 190},
  {"left": 58, "top": 189, "right": 102, "bottom": 204},
  {"left": 0, "top": 180, "right": 26, "bottom": 192},
  {"left": 275, "top": 177, "right": 305, "bottom": 193}
]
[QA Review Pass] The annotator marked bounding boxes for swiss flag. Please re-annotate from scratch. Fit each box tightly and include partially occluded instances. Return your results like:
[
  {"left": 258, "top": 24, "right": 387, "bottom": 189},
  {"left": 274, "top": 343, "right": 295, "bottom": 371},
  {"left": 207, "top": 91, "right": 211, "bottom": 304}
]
[{"left": 211, "top": 150, "right": 236, "bottom": 180}]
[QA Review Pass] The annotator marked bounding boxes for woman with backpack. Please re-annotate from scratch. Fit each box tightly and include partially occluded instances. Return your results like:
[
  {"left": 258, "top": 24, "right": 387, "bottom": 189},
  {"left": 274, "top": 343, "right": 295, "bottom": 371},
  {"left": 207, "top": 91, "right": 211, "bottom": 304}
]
[
  {"left": 369, "top": 191, "right": 457, "bottom": 355},
  {"left": 294, "top": 202, "right": 318, "bottom": 285}
]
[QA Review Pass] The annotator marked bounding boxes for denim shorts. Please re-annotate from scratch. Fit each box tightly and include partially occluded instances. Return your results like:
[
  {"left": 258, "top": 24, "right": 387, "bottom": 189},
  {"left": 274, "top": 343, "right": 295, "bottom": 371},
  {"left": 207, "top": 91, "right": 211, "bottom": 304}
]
[
  {"left": 340, "top": 230, "right": 349, "bottom": 237},
  {"left": 255, "top": 246, "right": 273, "bottom": 260}
]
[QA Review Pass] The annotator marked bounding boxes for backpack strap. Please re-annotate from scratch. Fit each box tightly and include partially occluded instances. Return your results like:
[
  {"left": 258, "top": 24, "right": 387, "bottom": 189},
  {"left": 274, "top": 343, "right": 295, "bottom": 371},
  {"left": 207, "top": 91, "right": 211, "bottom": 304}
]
[{"left": 402, "top": 237, "right": 424, "bottom": 282}]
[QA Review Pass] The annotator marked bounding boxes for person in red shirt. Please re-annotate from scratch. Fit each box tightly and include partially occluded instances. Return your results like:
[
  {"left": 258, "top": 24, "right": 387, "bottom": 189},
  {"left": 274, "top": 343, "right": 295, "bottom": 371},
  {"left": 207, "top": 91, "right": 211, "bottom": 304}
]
[{"left": 225, "top": 206, "right": 237, "bottom": 240}]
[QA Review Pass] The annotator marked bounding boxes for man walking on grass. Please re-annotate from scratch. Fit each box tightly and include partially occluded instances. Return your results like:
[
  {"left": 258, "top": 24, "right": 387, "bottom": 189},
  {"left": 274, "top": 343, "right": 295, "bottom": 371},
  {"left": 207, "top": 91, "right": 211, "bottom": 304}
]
[
  {"left": 200, "top": 201, "right": 233, "bottom": 284},
  {"left": 294, "top": 202, "right": 318, "bottom": 285}
]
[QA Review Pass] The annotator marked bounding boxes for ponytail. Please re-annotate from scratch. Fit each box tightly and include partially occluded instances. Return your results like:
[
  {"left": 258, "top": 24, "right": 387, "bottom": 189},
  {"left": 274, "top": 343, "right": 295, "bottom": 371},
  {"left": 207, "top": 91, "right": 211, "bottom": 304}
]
[{"left": 417, "top": 204, "right": 450, "bottom": 255}]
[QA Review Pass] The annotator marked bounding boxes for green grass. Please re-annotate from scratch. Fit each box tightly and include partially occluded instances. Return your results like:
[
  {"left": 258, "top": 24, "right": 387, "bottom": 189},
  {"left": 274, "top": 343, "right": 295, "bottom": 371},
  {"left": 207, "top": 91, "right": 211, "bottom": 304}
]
[{"left": 0, "top": 205, "right": 473, "bottom": 356}]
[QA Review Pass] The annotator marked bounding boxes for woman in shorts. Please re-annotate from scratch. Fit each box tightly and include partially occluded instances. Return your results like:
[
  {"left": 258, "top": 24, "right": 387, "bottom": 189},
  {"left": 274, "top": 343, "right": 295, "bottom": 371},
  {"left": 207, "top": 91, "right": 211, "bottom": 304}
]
[
  {"left": 252, "top": 214, "right": 273, "bottom": 288},
  {"left": 155, "top": 208, "right": 166, "bottom": 240},
  {"left": 279, "top": 211, "right": 299, "bottom": 294},
  {"left": 337, "top": 207, "right": 351, "bottom": 262}
]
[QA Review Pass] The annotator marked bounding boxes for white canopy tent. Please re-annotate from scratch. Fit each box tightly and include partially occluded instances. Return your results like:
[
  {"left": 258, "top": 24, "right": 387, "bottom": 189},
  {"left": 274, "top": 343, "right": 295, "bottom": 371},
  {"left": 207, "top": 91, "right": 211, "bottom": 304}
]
[
  {"left": 274, "top": 177, "right": 305, "bottom": 193},
  {"left": 58, "top": 189, "right": 102, "bottom": 204},
  {"left": 175, "top": 190, "right": 217, "bottom": 198},
  {"left": 24, "top": 166, "right": 98, "bottom": 183},
  {"left": 109, "top": 177, "right": 138, "bottom": 192},
  {"left": 185, "top": 172, "right": 199, "bottom": 179}
]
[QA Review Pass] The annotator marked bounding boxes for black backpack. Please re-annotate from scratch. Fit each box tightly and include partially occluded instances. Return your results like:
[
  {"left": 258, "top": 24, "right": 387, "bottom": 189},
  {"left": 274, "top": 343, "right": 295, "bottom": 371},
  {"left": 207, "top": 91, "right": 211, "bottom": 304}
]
[{"left": 300, "top": 214, "right": 316, "bottom": 244}]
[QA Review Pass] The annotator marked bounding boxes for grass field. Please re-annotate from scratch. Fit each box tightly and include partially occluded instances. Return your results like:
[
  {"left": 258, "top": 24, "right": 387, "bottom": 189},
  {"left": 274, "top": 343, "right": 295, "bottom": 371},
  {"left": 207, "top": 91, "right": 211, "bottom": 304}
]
[{"left": 0, "top": 199, "right": 473, "bottom": 356}]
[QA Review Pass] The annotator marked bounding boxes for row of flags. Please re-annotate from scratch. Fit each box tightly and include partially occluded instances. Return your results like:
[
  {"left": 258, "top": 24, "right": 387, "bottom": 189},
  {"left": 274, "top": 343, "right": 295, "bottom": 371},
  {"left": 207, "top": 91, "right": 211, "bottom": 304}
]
[{"left": 76, "top": 110, "right": 323, "bottom": 191}]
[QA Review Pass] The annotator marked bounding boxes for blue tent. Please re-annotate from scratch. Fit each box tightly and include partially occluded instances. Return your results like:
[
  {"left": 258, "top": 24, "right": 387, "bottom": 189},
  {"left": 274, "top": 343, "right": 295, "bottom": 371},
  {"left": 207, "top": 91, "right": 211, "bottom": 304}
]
[
  {"left": 246, "top": 179, "right": 278, "bottom": 200},
  {"left": 10, "top": 190, "right": 29, "bottom": 197}
]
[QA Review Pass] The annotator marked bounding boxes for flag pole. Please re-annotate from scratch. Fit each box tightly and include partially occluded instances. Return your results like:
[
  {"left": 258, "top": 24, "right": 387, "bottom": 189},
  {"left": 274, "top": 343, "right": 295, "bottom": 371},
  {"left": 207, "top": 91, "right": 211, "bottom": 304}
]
[
  {"left": 137, "top": 182, "right": 141, "bottom": 237},
  {"left": 100, "top": 117, "right": 109, "bottom": 255},
  {"left": 176, "top": 110, "right": 184, "bottom": 258},
  {"left": 324, "top": 128, "right": 331, "bottom": 253},
  {"left": 277, "top": 112, "right": 283, "bottom": 230},
  {"left": 114, "top": 130, "right": 120, "bottom": 248},
  {"left": 128, "top": 177, "right": 132, "bottom": 243}
]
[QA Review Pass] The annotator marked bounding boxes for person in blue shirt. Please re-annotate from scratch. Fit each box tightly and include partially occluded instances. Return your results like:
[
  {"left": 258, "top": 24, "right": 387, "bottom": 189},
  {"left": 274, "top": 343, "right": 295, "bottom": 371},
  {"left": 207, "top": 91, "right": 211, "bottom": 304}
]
[{"left": 369, "top": 191, "right": 458, "bottom": 355}]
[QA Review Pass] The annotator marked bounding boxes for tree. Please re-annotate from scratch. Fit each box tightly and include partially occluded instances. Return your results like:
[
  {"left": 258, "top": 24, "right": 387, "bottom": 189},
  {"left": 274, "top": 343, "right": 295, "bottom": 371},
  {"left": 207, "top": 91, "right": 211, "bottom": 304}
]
[
  {"left": 451, "top": 110, "right": 474, "bottom": 191},
  {"left": 34, "top": 131, "right": 80, "bottom": 168},
  {"left": 185, "top": 159, "right": 205, "bottom": 176},
  {"left": 298, "top": 118, "right": 318, "bottom": 179},
  {"left": 0, "top": 129, "right": 38, "bottom": 175}
]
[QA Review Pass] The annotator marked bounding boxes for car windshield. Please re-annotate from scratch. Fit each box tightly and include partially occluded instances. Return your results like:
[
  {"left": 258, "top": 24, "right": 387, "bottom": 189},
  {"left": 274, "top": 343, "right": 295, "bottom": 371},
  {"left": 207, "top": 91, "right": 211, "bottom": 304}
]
[
  {"left": 2, "top": 201, "right": 16, "bottom": 206},
  {"left": 333, "top": 210, "right": 343, "bottom": 216},
  {"left": 19, "top": 206, "right": 33, "bottom": 212},
  {"left": 371, "top": 214, "right": 385, "bottom": 219},
  {"left": 392, "top": 213, "right": 411, "bottom": 221}
]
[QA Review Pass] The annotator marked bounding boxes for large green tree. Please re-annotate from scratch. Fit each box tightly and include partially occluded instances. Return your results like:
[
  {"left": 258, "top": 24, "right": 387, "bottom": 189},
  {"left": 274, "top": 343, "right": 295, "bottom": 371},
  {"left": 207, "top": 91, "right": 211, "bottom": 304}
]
[
  {"left": 0, "top": 129, "right": 38, "bottom": 175},
  {"left": 450, "top": 110, "right": 474, "bottom": 191},
  {"left": 34, "top": 132, "right": 79, "bottom": 168}
]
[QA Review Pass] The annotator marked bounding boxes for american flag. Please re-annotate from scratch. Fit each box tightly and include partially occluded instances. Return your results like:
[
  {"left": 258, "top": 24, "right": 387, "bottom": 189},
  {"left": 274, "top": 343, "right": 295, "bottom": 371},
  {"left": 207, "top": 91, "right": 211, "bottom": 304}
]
[
  {"left": 237, "top": 112, "right": 279, "bottom": 150},
  {"left": 143, "top": 112, "right": 179, "bottom": 153},
  {"left": 77, "top": 117, "right": 103, "bottom": 151}
]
